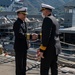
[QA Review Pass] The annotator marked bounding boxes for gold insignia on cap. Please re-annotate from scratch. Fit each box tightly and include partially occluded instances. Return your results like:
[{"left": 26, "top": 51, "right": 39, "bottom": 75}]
[
  {"left": 40, "top": 8, "right": 46, "bottom": 11},
  {"left": 19, "top": 12, "right": 28, "bottom": 15}
]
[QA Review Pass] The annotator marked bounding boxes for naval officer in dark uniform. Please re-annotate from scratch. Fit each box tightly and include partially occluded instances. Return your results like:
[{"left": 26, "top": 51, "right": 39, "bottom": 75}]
[
  {"left": 13, "top": 7, "right": 28, "bottom": 75},
  {"left": 37, "top": 3, "right": 61, "bottom": 75}
]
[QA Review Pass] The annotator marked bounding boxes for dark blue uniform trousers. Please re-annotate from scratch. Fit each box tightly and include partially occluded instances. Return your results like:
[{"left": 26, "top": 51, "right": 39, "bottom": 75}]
[
  {"left": 40, "top": 46, "right": 58, "bottom": 75},
  {"left": 15, "top": 51, "right": 27, "bottom": 75}
]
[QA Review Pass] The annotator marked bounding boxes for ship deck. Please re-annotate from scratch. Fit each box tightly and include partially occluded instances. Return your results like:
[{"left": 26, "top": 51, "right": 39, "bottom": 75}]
[{"left": 0, "top": 55, "right": 75, "bottom": 75}]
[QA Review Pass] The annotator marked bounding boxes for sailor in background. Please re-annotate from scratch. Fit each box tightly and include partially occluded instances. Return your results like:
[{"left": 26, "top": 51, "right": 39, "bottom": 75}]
[
  {"left": 37, "top": 3, "right": 61, "bottom": 75},
  {"left": 13, "top": 7, "right": 28, "bottom": 75}
]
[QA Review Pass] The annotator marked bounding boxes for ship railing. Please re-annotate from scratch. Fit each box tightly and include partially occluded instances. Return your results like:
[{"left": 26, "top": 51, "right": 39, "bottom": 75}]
[
  {"left": 61, "top": 48, "right": 75, "bottom": 51},
  {"left": 60, "top": 41, "right": 75, "bottom": 47},
  {"left": 1, "top": 16, "right": 13, "bottom": 24},
  {"left": 60, "top": 41, "right": 75, "bottom": 51}
]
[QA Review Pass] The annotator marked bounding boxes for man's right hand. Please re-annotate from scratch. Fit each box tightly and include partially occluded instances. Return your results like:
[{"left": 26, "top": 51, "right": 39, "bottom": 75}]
[{"left": 36, "top": 49, "right": 44, "bottom": 61}]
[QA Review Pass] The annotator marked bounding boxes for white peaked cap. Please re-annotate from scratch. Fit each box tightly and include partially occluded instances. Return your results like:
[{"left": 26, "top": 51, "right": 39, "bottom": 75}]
[
  {"left": 16, "top": 7, "right": 28, "bottom": 12},
  {"left": 41, "top": 3, "right": 55, "bottom": 10}
]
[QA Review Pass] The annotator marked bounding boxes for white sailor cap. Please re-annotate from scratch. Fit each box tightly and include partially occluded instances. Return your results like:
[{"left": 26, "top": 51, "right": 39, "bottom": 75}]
[
  {"left": 16, "top": 7, "right": 28, "bottom": 14},
  {"left": 40, "top": 3, "right": 55, "bottom": 11}
]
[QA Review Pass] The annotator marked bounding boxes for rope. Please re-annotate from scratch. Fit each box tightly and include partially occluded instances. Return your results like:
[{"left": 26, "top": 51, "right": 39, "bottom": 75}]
[
  {"left": 27, "top": 53, "right": 38, "bottom": 61},
  {"left": 0, "top": 55, "right": 40, "bottom": 71},
  {"left": 0, "top": 55, "right": 15, "bottom": 64},
  {"left": 27, "top": 53, "right": 36, "bottom": 57},
  {"left": 27, "top": 55, "right": 37, "bottom": 61}
]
